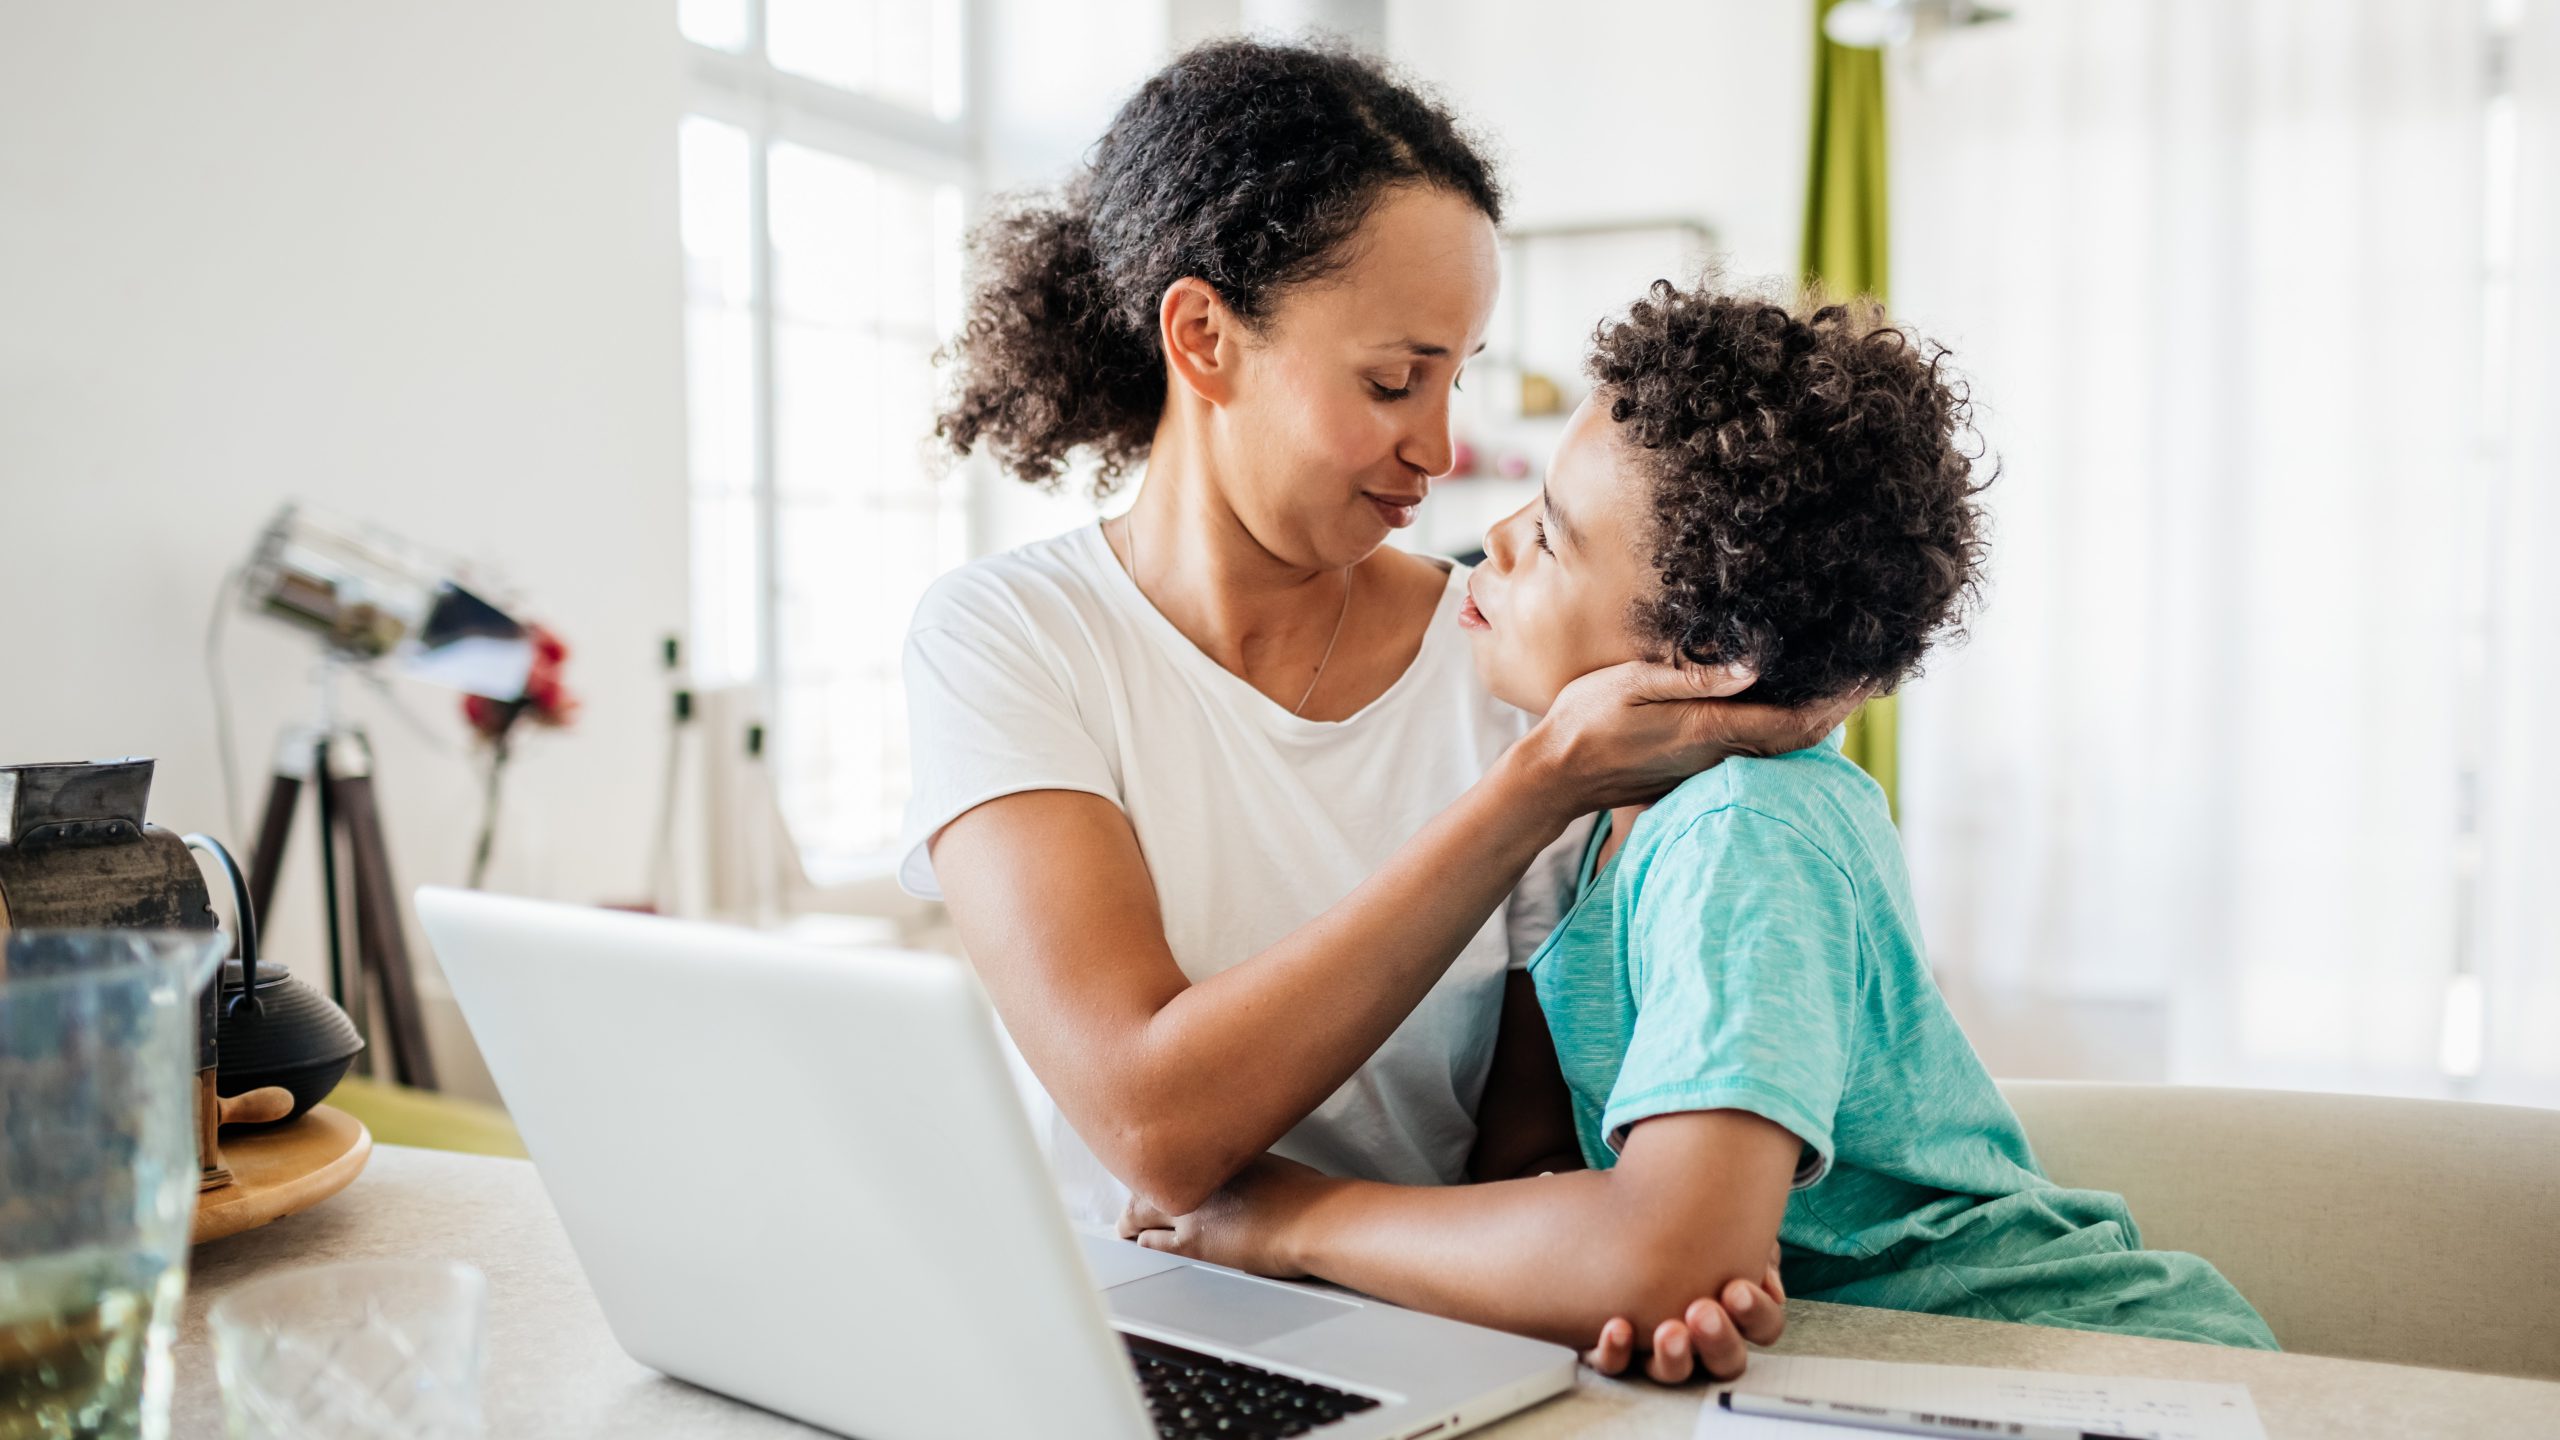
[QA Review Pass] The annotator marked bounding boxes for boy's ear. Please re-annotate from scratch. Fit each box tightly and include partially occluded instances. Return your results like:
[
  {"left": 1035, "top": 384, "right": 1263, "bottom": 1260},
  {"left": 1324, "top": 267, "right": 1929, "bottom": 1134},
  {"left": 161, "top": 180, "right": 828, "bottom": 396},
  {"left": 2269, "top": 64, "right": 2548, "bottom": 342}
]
[{"left": 1159, "top": 277, "right": 1239, "bottom": 406}]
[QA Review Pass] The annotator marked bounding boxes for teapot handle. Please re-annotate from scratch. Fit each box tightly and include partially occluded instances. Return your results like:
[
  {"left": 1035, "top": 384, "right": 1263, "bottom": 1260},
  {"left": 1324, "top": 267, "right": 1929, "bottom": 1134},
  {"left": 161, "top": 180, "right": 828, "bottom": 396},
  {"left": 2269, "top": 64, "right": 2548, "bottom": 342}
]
[{"left": 182, "top": 833, "right": 262, "bottom": 1017}]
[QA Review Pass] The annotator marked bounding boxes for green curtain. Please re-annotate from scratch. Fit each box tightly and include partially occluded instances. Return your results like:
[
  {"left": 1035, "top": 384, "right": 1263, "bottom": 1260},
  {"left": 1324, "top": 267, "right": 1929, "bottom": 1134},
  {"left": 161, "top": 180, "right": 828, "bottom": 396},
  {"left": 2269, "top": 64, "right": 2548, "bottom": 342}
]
[{"left": 1802, "top": 0, "right": 1899, "bottom": 818}]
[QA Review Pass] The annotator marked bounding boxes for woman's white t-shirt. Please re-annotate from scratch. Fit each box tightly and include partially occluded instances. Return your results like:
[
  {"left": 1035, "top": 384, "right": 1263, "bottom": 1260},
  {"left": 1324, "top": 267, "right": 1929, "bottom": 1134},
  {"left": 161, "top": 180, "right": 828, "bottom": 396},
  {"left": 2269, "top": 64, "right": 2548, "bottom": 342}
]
[{"left": 898, "top": 524, "right": 1586, "bottom": 1225}]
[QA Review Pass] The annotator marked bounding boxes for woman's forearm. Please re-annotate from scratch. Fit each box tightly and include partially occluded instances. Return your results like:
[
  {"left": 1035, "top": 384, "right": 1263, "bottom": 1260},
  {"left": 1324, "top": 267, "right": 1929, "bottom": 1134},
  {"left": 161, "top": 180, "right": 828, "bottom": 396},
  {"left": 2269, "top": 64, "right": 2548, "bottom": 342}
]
[
  {"left": 933, "top": 744, "right": 1583, "bottom": 1214},
  {"left": 1122, "top": 746, "right": 1581, "bottom": 1202}
]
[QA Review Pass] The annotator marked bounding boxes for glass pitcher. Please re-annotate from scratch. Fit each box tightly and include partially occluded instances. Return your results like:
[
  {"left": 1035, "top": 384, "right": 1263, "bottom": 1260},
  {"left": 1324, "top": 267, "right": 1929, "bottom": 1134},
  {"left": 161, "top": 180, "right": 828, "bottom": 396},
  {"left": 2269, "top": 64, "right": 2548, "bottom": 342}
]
[{"left": 1, "top": 930, "right": 227, "bottom": 1440}]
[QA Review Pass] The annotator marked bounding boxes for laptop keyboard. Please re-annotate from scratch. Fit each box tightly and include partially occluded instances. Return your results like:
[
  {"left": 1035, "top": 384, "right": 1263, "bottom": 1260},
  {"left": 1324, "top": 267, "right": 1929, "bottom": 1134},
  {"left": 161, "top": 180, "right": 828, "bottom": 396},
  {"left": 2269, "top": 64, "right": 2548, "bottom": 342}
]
[{"left": 1124, "top": 1332, "right": 1384, "bottom": 1438}]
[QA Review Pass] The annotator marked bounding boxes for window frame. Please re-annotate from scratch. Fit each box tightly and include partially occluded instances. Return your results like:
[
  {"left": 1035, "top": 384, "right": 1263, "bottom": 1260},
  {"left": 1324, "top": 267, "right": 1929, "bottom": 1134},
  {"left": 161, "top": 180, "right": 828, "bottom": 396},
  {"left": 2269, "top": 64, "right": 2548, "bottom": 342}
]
[{"left": 681, "top": 0, "right": 982, "bottom": 871}]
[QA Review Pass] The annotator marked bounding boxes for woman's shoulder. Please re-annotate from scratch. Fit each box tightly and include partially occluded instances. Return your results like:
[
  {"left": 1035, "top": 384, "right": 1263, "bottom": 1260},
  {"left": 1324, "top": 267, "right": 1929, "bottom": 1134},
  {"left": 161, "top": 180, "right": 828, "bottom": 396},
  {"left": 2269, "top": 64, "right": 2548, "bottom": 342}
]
[
  {"left": 1359, "top": 547, "right": 1520, "bottom": 728},
  {"left": 909, "top": 525, "right": 1116, "bottom": 640},
  {"left": 1372, "top": 545, "right": 1473, "bottom": 630},
  {"left": 1371, "top": 542, "right": 1460, "bottom": 591}
]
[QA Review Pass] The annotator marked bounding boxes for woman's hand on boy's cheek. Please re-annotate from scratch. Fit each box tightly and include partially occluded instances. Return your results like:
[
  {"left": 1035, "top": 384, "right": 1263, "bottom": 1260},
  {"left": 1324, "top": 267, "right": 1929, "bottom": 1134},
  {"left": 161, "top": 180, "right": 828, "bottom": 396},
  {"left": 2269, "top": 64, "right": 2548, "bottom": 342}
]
[
  {"left": 1582, "top": 1244, "right": 1788, "bottom": 1383},
  {"left": 1116, "top": 1154, "right": 1329, "bottom": 1277}
]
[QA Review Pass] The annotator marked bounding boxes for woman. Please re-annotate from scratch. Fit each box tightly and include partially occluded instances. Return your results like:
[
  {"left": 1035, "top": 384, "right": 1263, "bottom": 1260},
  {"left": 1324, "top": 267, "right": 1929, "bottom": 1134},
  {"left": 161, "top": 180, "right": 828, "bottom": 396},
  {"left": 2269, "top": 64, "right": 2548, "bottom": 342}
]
[{"left": 902, "top": 39, "right": 1842, "bottom": 1381}]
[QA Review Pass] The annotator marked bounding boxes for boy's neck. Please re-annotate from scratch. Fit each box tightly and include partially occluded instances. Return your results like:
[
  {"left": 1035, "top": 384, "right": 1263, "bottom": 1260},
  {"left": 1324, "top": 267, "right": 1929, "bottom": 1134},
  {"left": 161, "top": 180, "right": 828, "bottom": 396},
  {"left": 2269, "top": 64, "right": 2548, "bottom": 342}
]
[{"left": 1596, "top": 803, "right": 1650, "bottom": 871}]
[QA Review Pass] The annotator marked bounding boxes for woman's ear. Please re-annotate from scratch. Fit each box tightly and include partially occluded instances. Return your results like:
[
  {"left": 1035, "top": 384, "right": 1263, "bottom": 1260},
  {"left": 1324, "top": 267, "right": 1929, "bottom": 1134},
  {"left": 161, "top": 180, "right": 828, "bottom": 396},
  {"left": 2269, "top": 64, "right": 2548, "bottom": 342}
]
[{"left": 1159, "top": 277, "right": 1240, "bottom": 406}]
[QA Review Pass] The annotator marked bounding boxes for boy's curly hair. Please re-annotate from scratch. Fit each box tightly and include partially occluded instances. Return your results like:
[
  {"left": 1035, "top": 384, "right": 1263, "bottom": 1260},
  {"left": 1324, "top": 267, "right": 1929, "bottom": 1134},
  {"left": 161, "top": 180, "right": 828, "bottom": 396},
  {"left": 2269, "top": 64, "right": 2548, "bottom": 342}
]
[{"left": 1589, "top": 283, "right": 1991, "bottom": 708}]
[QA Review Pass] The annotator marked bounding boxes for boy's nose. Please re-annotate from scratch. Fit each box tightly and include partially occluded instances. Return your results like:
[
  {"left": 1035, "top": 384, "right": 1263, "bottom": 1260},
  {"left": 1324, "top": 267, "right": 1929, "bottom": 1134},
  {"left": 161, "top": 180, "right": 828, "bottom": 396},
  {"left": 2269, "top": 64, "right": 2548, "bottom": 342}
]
[{"left": 1483, "top": 500, "right": 1532, "bottom": 571}]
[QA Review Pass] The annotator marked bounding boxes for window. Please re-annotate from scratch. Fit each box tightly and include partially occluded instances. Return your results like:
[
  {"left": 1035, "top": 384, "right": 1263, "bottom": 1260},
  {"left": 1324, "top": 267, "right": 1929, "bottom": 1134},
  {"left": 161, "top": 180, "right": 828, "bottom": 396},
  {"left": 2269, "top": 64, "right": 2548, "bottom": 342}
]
[{"left": 679, "top": 1, "right": 972, "bottom": 876}]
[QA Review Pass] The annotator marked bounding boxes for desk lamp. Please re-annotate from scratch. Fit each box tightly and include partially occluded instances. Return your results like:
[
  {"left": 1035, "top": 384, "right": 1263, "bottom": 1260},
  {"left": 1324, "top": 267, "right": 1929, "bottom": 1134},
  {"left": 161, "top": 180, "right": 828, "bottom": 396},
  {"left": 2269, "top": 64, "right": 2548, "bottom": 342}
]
[{"left": 232, "top": 503, "right": 534, "bottom": 1092}]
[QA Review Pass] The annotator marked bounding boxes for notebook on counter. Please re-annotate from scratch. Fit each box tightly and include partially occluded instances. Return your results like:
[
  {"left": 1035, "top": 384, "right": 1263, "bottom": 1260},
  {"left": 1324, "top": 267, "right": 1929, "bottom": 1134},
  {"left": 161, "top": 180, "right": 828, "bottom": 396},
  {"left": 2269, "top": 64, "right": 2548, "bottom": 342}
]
[{"left": 1696, "top": 1354, "right": 2267, "bottom": 1440}]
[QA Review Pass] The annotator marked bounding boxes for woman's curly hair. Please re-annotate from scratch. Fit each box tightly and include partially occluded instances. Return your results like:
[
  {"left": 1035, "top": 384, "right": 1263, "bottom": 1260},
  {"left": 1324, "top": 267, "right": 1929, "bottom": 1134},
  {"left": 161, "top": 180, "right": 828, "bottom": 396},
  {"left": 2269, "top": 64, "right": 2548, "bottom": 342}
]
[
  {"left": 935, "top": 38, "right": 1502, "bottom": 494},
  {"left": 1590, "top": 284, "right": 1991, "bottom": 708}
]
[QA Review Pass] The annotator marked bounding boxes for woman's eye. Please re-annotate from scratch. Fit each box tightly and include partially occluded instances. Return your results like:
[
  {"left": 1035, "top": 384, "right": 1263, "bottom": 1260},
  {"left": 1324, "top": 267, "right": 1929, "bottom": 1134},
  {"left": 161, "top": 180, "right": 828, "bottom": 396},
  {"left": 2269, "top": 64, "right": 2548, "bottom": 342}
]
[
  {"left": 1368, "top": 380, "right": 1413, "bottom": 401},
  {"left": 1532, "top": 516, "right": 1552, "bottom": 555}
]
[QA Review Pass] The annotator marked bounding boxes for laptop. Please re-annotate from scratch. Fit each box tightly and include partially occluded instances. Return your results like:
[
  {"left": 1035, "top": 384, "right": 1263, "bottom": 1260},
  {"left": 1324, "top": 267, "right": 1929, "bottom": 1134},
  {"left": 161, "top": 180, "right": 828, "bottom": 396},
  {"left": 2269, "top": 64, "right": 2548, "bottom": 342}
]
[{"left": 414, "top": 888, "right": 1576, "bottom": 1440}]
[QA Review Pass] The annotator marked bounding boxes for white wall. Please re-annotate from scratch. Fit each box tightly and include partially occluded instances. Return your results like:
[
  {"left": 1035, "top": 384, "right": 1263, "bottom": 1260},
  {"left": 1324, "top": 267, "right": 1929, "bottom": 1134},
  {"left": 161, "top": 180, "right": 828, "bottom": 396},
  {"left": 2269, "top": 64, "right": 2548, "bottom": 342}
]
[
  {"left": 1388, "top": 0, "right": 1812, "bottom": 280},
  {"left": 970, "top": 0, "right": 1179, "bottom": 547},
  {"left": 0, "top": 2, "right": 690, "bottom": 1100},
  {"left": 981, "top": 0, "right": 1174, "bottom": 192}
]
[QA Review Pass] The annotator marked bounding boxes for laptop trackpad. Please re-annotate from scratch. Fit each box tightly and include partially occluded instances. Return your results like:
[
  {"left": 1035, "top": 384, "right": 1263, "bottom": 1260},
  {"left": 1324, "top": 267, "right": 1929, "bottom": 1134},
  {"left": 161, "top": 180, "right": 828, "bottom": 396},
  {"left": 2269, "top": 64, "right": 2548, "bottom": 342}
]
[
  {"left": 1079, "top": 1233, "right": 1187, "bottom": 1290},
  {"left": 1107, "top": 1265, "right": 1359, "bottom": 1348}
]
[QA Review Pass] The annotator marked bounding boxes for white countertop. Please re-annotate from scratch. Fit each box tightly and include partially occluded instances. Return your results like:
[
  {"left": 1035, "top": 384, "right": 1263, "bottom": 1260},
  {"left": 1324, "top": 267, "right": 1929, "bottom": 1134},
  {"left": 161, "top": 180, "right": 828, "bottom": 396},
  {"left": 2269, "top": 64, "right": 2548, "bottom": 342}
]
[{"left": 171, "top": 1146, "right": 2560, "bottom": 1438}]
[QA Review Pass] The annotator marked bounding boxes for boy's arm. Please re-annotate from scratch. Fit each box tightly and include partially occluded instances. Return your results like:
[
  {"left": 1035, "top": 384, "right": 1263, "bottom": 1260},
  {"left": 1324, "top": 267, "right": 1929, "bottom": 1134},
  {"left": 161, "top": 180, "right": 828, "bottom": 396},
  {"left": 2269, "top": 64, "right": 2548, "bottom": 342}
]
[
  {"left": 1460, "top": 971, "right": 1791, "bottom": 1378},
  {"left": 1130, "top": 1109, "right": 1801, "bottom": 1352},
  {"left": 1467, "top": 972, "right": 1587, "bottom": 1182}
]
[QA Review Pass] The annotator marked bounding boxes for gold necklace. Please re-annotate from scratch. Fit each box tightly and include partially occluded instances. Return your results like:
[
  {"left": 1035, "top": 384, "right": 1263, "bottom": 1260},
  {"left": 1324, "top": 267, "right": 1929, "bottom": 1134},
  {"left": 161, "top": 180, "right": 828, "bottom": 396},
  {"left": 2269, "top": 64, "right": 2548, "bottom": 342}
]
[{"left": 1119, "top": 511, "right": 1354, "bottom": 717}]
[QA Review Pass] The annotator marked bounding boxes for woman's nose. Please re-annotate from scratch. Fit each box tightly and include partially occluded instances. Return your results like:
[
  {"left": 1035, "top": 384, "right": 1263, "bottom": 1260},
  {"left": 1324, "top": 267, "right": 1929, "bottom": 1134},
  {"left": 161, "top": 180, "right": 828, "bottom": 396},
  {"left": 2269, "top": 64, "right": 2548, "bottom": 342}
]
[{"left": 1398, "top": 389, "right": 1457, "bottom": 479}]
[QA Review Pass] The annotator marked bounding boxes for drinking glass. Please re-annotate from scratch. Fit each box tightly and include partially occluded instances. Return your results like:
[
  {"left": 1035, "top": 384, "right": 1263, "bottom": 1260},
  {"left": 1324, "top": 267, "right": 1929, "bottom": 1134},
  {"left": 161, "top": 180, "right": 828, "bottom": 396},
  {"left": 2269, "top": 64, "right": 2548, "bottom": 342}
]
[
  {"left": 0, "top": 929, "right": 226, "bottom": 1440},
  {"left": 210, "top": 1260, "right": 487, "bottom": 1440}
]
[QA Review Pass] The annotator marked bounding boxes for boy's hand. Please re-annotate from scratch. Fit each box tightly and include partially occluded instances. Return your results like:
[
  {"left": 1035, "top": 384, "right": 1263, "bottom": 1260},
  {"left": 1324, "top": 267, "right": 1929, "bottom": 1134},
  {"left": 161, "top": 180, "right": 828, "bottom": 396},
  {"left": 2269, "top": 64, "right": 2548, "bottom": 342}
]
[
  {"left": 1581, "top": 1244, "right": 1788, "bottom": 1383},
  {"left": 1118, "top": 1153, "right": 1330, "bottom": 1277}
]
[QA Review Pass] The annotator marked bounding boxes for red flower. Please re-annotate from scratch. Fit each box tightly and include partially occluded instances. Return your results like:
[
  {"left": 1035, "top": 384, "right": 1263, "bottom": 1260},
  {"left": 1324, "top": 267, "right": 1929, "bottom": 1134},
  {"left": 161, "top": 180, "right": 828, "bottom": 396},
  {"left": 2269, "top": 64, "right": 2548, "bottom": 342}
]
[{"left": 463, "top": 624, "right": 578, "bottom": 743}]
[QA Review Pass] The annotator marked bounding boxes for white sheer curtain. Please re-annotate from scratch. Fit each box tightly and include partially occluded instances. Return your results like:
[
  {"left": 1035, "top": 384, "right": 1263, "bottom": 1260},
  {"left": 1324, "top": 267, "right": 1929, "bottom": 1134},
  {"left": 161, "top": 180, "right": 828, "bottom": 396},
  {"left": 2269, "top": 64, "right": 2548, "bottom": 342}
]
[
  {"left": 1887, "top": 0, "right": 2558, "bottom": 1102},
  {"left": 2478, "top": 0, "right": 2560, "bottom": 1106}
]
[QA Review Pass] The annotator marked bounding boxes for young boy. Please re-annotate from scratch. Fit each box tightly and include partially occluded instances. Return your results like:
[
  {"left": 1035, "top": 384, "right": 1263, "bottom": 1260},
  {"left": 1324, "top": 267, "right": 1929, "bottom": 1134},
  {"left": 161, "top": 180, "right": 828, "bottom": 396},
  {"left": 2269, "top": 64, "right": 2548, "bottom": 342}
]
[{"left": 1121, "top": 283, "right": 2277, "bottom": 1355}]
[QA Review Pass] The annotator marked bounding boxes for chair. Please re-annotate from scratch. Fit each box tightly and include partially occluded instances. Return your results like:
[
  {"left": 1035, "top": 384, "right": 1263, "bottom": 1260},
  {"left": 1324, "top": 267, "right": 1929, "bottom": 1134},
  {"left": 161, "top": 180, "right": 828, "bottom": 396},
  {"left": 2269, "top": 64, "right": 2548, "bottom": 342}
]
[{"left": 1995, "top": 1079, "right": 2560, "bottom": 1379}]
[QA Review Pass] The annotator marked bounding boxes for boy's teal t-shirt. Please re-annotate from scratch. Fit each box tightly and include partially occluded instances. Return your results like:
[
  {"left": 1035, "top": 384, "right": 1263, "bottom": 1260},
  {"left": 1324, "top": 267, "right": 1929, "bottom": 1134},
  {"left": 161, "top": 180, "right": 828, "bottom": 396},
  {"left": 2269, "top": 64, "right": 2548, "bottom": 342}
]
[{"left": 1526, "top": 737, "right": 2277, "bottom": 1349}]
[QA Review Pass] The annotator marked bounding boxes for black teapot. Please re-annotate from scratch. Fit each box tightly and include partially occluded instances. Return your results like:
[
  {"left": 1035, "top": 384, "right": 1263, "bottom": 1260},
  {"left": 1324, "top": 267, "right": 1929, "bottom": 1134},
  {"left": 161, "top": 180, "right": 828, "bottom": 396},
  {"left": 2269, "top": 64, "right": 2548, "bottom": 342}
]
[{"left": 186, "top": 835, "right": 365, "bottom": 1125}]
